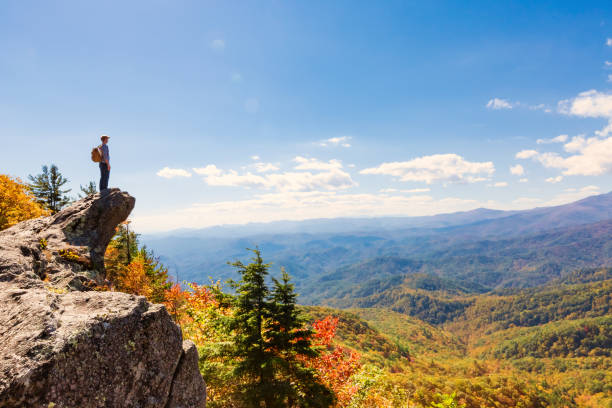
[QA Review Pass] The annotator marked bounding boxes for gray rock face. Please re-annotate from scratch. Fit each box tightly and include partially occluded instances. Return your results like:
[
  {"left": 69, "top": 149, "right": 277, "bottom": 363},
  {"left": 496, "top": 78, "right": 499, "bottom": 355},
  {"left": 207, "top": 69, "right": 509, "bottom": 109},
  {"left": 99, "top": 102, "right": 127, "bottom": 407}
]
[{"left": 0, "top": 189, "right": 206, "bottom": 407}]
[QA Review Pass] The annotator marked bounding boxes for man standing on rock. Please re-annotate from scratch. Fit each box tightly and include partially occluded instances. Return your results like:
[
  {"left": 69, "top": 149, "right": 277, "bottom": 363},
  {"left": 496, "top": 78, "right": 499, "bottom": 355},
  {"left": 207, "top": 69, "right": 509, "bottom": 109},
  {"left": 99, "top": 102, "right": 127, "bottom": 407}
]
[{"left": 99, "top": 134, "right": 111, "bottom": 191}]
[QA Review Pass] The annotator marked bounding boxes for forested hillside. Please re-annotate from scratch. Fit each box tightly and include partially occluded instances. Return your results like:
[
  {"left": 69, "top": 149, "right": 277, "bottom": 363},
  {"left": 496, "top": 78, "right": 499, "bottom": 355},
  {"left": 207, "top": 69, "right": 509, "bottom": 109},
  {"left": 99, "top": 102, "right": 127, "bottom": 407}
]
[{"left": 309, "top": 271, "right": 612, "bottom": 407}]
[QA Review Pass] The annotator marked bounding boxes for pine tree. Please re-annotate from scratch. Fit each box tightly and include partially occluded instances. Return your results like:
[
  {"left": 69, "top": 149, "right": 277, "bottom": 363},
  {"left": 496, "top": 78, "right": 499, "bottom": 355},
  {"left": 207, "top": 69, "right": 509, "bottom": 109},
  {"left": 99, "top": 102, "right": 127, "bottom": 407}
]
[
  {"left": 267, "top": 269, "right": 335, "bottom": 407},
  {"left": 110, "top": 221, "right": 139, "bottom": 265},
  {"left": 78, "top": 181, "right": 97, "bottom": 198},
  {"left": 226, "top": 248, "right": 277, "bottom": 407},
  {"left": 222, "top": 249, "right": 334, "bottom": 408},
  {"left": 28, "top": 164, "right": 71, "bottom": 213},
  {"left": 138, "top": 246, "right": 172, "bottom": 303}
]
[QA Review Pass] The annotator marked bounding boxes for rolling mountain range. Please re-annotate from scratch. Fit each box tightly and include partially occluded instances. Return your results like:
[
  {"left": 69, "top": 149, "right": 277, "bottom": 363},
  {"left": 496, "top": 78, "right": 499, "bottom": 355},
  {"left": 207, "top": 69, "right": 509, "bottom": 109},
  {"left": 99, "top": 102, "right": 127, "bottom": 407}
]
[
  {"left": 139, "top": 191, "right": 612, "bottom": 407},
  {"left": 144, "top": 191, "right": 612, "bottom": 302}
]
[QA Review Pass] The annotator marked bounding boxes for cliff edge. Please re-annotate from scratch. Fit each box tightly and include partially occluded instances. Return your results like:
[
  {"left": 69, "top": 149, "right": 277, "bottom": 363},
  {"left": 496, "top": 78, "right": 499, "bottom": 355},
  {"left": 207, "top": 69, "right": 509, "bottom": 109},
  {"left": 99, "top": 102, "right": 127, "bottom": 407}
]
[{"left": 0, "top": 189, "right": 206, "bottom": 408}]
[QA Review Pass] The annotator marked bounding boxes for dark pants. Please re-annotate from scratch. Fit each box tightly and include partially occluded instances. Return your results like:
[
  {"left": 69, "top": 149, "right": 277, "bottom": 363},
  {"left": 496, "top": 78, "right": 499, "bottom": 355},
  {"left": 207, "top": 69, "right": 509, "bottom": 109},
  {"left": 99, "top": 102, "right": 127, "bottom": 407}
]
[{"left": 99, "top": 162, "right": 110, "bottom": 191}]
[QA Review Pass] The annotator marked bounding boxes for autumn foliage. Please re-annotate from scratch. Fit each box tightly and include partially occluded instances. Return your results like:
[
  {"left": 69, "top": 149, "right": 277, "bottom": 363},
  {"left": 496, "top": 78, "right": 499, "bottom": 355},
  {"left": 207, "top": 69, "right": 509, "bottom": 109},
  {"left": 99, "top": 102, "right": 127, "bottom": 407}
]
[
  {"left": 307, "top": 316, "right": 362, "bottom": 405},
  {"left": 0, "top": 174, "right": 50, "bottom": 231}
]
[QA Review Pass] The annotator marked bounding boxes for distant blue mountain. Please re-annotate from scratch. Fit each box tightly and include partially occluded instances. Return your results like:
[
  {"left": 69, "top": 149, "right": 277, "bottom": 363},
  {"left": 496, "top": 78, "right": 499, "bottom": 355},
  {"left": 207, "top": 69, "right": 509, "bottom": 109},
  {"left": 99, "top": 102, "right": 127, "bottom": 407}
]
[{"left": 143, "top": 190, "right": 612, "bottom": 297}]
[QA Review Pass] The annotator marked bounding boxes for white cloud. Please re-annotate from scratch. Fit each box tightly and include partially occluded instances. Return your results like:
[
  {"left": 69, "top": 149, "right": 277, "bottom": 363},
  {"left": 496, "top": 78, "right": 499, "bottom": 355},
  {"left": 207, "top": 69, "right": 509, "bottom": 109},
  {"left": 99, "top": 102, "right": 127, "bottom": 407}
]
[
  {"left": 379, "top": 187, "right": 431, "bottom": 194},
  {"left": 537, "top": 134, "right": 568, "bottom": 144},
  {"left": 211, "top": 39, "right": 225, "bottom": 50},
  {"left": 132, "top": 191, "right": 488, "bottom": 232},
  {"left": 519, "top": 178, "right": 528, "bottom": 183},
  {"left": 510, "top": 164, "right": 525, "bottom": 176},
  {"left": 605, "top": 61, "right": 612, "bottom": 67},
  {"left": 254, "top": 162, "right": 280, "bottom": 173},
  {"left": 293, "top": 156, "right": 343, "bottom": 171},
  {"left": 492, "top": 182, "right": 508, "bottom": 187},
  {"left": 319, "top": 136, "right": 352, "bottom": 147},
  {"left": 192, "top": 159, "right": 356, "bottom": 192},
  {"left": 545, "top": 176, "right": 563, "bottom": 183},
  {"left": 559, "top": 90, "right": 612, "bottom": 118},
  {"left": 607, "top": 38, "right": 612, "bottom": 47},
  {"left": 530, "top": 104, "right": 552, "bottom": 113},
  {"left": 516, "top": 150, "right": 539, "bottom": 159},
  {"left": 251, "top": 155, "right": 260, "bottom": 161},
  {"left": 156, "top": 167, "right": 192, "bottom": 179},
  {"left": 360, "top": 154, "right": 494, "bottom": 184},
  {"left": 486, "top": 98, "right": 513, "bottom": 110},
  {"left": 245, "top": 98, "right": 260, "bottom": 113},
  {"left": 517, "top": 135, "right": 612, "bottom": 176},
  {"left": 558, "top": 90, "right": 612, "bottom": 136}
]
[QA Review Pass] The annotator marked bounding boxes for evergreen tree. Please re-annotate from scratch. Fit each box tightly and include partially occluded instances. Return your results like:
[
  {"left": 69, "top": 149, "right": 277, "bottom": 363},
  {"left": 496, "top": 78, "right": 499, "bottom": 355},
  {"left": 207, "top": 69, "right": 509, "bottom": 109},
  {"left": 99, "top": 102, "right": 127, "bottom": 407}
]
[
  {"left": 28, "top": 164, "right": 71, "bottom": 213},
  {"left": 110, "top": 221, "right": 139, "bottom": 265},
  {"left": 78, "top": 181, "right": 97, "bottom": 198},
  {"left": 226, "top": 248, "right": 277, "bottom": 407},
  {"left": 267, "top": 269, "right": 335, "bottom": 407},
  {"left": 223, "top": 249, "right": 333, "bottom": 408},
  {"left": 138, "top": 246, "right": 172, "bottom": 303}
]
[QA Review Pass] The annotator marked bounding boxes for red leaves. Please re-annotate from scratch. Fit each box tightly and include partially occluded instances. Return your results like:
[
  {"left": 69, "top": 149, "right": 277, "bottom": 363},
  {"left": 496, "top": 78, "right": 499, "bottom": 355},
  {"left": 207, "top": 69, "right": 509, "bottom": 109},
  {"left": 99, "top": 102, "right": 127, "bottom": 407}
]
[{"left": 306, "top": 316, "right": 362, "bottom": 406}]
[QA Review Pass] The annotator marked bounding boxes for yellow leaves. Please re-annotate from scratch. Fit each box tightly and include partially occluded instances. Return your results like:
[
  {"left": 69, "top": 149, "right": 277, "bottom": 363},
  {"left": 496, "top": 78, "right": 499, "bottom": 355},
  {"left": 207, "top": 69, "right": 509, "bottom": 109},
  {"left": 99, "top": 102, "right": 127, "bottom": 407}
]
[
  {"left": 0, "top": 174, "right": 50, "bottom": 231},
  {"left": 117, "top": 259, "right": 153, "bottom": 298}
]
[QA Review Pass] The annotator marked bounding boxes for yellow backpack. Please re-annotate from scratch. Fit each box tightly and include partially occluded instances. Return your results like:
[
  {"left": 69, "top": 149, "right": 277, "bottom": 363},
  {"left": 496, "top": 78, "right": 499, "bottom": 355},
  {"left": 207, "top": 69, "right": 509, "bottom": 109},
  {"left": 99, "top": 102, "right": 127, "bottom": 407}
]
[{"left": 91, "top": 145, "right": 102, "bottom": 162}]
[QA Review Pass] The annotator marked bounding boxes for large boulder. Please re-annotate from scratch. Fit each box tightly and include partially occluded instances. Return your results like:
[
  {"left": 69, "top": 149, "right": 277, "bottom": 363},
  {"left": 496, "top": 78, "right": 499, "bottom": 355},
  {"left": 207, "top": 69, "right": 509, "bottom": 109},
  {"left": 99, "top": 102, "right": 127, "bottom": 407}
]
[{"left": 0, "top": 189, "right": 206, "bottom": 408}]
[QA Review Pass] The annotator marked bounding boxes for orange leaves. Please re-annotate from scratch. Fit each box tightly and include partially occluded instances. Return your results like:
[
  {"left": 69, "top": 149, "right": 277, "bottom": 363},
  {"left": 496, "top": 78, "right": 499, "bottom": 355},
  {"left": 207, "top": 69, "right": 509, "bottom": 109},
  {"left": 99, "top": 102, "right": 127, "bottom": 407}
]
[
  {"left": 306, "top": 316, "right": 363, "bottom": 407},
  {"left": 312, "top": 316, "right": 339, "bottom": 347},
  {"left": 117, "top": 259, "right": 153, "bottom": 298},
  {"left": 0, "top": 174, "right": 49, "bottom": 231},
  {"left": 164, "top": 283, "right": 188, "bottom": 322}
]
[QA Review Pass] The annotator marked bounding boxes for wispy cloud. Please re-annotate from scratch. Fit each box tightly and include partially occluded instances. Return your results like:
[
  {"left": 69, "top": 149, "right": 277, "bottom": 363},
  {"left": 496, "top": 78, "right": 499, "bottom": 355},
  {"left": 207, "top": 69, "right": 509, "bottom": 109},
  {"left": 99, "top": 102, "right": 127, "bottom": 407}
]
[
  {"left": 545, "top": 176, "right": 563, "bottom": 183},
  {"left": 293, "top": 156, "right": 343, "bottom": 171},
  {"left": 537, "top": 134, "right": 568, "bottom": 144},
  {"left": 132, "top": 191, "right": 488, "bottom": 232},
  {"left": 231, "top": 72, "right": 242, "bottom": 82},
  {"left": 253, "top": 162, "right": 280, "bottom": 173},
  {"left": 607, "top": 38, "right": 612, "bottom": 47},
  {"left": 512, "top": 186, "right": 600, "bottom": 210},
  {"left": 210, "top": 39, "right": 225, "bottom": 50},
  {"left": 379, "top": 188, "right": 431, "bottom": 193},
  {"left": 319, "top": 136, "right": 352, "bottom": 147},
  {"left": 156, "top": 167, "right": 192, "bottom": 179},
  {"left": 529, "top": 104, "right": 552, "bottom": 113},
  {"left": 486, "top": 98, "right": 513, "bottom": 110},
  {"left": 491, "top": 181, "right": 508, "bottom": 187},
  {"left": 360, "top": 154, "right": 494, "bottom": 184}
]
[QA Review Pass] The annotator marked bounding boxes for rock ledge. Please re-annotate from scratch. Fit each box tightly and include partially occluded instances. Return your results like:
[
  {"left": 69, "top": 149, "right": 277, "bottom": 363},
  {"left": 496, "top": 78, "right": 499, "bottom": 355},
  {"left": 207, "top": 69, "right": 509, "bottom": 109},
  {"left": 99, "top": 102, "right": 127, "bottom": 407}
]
[{"left": 0, "top": 189, "right": 206, "bottom": 408}]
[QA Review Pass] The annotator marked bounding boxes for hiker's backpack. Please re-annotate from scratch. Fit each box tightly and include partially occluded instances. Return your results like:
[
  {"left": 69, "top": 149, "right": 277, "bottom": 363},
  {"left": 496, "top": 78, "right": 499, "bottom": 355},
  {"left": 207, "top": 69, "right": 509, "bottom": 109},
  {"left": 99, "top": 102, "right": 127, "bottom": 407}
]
[{"left": 91, "top": 145, "right": 102, "bottom": 162}]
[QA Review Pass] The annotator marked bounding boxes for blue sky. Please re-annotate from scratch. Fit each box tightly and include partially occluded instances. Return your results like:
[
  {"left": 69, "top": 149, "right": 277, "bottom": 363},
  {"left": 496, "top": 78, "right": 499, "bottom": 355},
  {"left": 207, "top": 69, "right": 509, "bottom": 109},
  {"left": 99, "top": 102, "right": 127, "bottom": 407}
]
[{"left": 2, "top": 1, "right": 612, "bottom": 232}]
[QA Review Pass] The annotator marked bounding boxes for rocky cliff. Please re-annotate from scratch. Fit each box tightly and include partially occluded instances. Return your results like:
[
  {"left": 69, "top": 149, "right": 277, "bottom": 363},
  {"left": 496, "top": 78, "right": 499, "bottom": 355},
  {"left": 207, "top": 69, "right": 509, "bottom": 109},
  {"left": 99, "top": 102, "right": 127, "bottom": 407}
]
[{"left": 0, "top": 189, "right": 206, "bottom": 408}]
